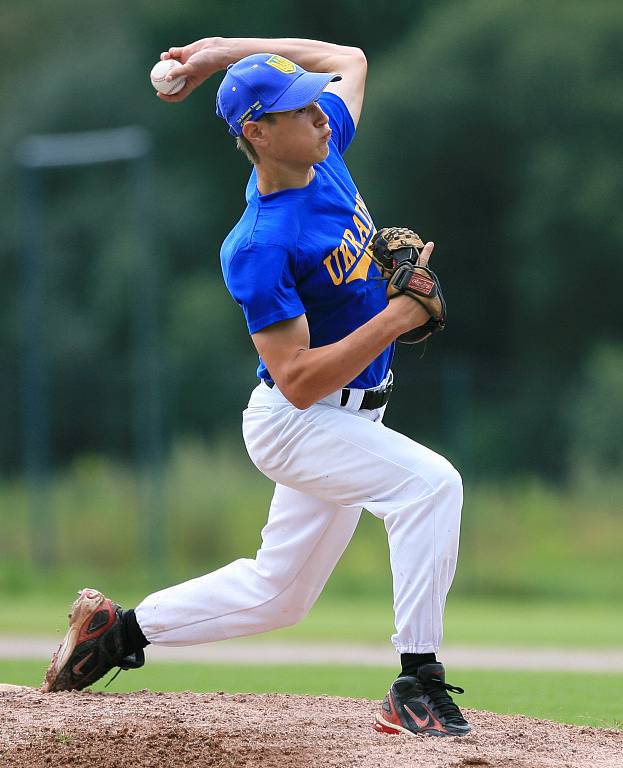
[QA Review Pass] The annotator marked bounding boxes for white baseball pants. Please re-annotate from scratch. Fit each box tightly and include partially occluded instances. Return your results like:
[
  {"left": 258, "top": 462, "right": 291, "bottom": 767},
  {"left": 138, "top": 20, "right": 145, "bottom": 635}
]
[{"left": 136, "top": 378, "right": 463, "bottom": 653}]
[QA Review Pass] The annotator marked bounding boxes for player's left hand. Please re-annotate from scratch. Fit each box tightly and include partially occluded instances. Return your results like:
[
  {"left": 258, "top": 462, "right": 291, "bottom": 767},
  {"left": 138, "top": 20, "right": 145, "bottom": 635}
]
[
  {"left": 372, "top": 228, "right": 446, "bottom": 344},
  {"left": 388, "top": 259, "right": 446, "bottom": 344},
  {"left": 370, "top": 226, "right": 426, "bottom": 279}
]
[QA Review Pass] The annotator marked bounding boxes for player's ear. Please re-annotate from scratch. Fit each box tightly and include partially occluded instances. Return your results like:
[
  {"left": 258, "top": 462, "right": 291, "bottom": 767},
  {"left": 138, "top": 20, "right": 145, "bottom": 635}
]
[{"left": 243, "top": 121, "right": 268, "bottom": 151}]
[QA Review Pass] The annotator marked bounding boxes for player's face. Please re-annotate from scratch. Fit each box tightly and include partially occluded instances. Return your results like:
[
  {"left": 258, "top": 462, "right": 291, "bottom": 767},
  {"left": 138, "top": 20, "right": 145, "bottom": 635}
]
[{"left": 262, "top": 101, "right": 332, "bottom": 167}]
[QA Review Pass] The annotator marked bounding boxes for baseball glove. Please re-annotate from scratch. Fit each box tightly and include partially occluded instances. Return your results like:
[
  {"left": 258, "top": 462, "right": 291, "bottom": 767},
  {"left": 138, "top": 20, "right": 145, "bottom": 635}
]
[
  {"left": 387, "top": 263, "right": 446, "bottom": 343},
  {"left": 370, "top": 227, "right": 425, "bottom": 280},
  {"left": 370, "top": 227, "right": 446, "bottom": 344}
]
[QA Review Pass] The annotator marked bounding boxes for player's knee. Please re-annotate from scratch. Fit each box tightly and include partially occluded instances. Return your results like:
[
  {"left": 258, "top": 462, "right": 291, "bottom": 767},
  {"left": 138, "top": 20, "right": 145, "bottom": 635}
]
[
  {"left": 440, "top": 460, "right": 463, "bottom": 501},
  {"left": 434, "top": 458, "right": 463, "bottom": 514},
  {"left": 414, "top": 452, "right": 463, "bottom": 501},
  {"left": 244, "top": 439, "right": 280, "bottom": 483},
  {"left": 405, "top": 455, "right": 462, "bottom": 527},
  {"left": 273, "top": 602, "right": 311, "bottom": 629},
  {"left": 436, "top": 460, "right": 463, "bottom": 536},
  {"left": 277, "top": 586, "right": 317, "bottom": 627}
]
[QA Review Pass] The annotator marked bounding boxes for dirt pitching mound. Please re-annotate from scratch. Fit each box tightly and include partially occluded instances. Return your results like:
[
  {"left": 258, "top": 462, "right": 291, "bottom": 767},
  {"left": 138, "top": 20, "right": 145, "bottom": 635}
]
[{"left": 1, "top": 688, "right": 621, "bottom": 768}]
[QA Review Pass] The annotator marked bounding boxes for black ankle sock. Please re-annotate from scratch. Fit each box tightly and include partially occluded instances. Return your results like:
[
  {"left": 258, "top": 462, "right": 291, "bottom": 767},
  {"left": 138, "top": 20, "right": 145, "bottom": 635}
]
[
  {"left": 122, "top": 609, "right": 150, "bottom": 652},
  {"left": 400, "top": 652, "right": 437, "bottom": 678}
]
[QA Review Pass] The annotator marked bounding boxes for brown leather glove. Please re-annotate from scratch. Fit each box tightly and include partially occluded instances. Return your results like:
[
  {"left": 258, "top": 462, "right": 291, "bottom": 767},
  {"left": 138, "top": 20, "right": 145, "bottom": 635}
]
[
  {"left": 387, "top": 263, "right": 446, "bottom": 344},
  {"left": 370, "top": 227, "right": 425, "bottom": 279},
  {"left": 371, "top": 227, "right": 446, "bottom": 344}
]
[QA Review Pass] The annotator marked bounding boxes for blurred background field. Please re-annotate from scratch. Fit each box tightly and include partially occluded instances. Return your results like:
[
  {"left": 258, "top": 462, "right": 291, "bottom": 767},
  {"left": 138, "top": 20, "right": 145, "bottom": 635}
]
[
  {"left": 1, "top": 441, "right": 622, "bottom": 647},
  {"left": 1, "top": 0, "right": 622, "bottom": 724}
]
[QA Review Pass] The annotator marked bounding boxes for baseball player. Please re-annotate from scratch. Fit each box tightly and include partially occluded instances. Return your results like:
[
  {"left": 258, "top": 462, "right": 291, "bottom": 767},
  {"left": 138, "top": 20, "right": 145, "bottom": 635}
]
[{"left": 43, "top": 37, "right": 469, "bottom": 738}]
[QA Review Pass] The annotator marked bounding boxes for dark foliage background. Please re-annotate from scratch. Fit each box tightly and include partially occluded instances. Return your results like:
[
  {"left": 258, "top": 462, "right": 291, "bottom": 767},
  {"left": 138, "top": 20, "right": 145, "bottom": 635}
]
[{"left": 1, "top": 0, "right": 622, "bottom": 482}]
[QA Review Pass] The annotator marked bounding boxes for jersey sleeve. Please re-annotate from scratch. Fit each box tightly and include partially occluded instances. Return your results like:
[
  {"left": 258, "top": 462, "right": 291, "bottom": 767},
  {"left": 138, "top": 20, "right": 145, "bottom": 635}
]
[
  {"left": 318, "top": 92, "right": 356, "bottom": 155},
  {"left": 224, "top": 243, "right": 305, "bottom": 334}
]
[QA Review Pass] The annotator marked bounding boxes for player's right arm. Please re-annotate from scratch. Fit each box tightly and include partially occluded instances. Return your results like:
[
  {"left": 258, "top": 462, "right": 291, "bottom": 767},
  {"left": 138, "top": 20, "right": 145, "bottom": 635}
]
[
  {"left": 158, "top": 37, "right": 367, "bottom": 126},
  {"left": 252, "top": 245, "right": 434, "bottom": 410}
]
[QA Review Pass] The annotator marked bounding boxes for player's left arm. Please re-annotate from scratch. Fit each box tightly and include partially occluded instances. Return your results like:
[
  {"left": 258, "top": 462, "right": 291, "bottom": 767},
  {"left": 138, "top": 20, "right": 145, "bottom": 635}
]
[{"left": 158, "top": 37, "right": 367, "bottom": 126}]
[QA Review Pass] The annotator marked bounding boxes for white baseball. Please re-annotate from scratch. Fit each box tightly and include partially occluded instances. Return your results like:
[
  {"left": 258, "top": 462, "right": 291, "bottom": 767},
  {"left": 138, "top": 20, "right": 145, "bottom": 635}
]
[{"left": 150, "top": 59, "right": 186, "bottom": 95}]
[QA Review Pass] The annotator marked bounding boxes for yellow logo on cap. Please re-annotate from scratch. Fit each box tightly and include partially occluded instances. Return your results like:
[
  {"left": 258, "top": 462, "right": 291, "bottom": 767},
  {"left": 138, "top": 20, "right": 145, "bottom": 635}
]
[{"left": 266, "top": 55, "right": 297, "bottom": 74}]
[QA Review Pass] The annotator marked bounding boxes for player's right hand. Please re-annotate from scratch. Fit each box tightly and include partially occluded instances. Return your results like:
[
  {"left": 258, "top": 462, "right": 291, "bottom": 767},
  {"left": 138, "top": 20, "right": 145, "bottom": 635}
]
[{"left": 158, "top": 37, "right": 226, "bottom": 102}]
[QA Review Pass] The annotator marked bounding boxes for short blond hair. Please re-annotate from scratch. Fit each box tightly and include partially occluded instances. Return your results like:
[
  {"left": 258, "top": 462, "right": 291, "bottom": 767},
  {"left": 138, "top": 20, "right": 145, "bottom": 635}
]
[{"left": 235, "top": 113, "right": 276, "bottom": 164}]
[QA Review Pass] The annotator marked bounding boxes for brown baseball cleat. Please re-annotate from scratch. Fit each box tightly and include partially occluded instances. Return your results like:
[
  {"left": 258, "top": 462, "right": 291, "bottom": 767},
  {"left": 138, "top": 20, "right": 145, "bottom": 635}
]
[
  {"left": 374, "top": 663, "right": 471, "bottom": 737},
  {"left": 42, "top": 588, "right": 145, "bottom": 692}
]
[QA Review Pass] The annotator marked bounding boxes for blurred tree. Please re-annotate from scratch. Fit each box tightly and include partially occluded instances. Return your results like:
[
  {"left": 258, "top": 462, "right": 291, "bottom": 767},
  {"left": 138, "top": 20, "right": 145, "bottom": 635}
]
[
  {"left": 165, "top": 274, "right": 257, "bottom": 437},
  {"left": 566, "top": 344, "right": 623, "bottom": 483}
]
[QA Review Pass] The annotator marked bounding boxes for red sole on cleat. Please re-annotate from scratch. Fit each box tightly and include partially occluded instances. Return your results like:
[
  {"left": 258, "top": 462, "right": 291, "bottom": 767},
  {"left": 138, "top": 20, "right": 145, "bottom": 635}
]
[
  {"left": 42, "top": 588, "right": 106, "bottom": 693},
  {"left": 374, "top": 721, "right": 400, "bottom": 734}
]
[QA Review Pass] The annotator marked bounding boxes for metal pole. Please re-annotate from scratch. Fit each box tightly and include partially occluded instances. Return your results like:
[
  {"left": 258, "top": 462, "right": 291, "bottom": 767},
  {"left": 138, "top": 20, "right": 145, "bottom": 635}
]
[
  {"left": 19, "top": 165, "right": 55, "bottom": 566},
  {"left": 131, "top": 147, "right": 166, "bottom": 577},
  {"left": 16, "top": 126, "right": 164, "bottom": 574}
]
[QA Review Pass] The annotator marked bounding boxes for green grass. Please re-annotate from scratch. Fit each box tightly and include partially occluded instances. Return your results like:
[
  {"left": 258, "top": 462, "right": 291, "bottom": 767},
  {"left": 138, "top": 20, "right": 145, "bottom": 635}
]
[
  {"left": 2, "top": 590, "right": 622, "bottom": 649},
  {"left": 2, "top": 660, "right": 621, "bottom": 730}
]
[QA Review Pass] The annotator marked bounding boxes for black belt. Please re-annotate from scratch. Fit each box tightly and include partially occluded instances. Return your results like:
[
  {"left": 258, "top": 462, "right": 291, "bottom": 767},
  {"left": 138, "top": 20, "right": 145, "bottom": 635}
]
[{"left": 264, "top": 376, "right": 393, "bottom": 411}]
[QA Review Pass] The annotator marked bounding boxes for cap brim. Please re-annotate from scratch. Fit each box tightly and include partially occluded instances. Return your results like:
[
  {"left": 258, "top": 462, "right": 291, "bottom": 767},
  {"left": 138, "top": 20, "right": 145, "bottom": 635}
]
[{"left": 265, "top": 72, "right": 342, "bottom": 113}]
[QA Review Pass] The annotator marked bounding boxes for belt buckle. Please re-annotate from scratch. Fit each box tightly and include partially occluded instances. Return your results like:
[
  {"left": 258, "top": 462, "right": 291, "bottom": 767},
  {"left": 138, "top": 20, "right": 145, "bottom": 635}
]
[
  {"left": 374, "top": 373, "right": 393, "bottom": 404},
  {"left": 341, "top": 372, "right": 393, "bottom": 410}
]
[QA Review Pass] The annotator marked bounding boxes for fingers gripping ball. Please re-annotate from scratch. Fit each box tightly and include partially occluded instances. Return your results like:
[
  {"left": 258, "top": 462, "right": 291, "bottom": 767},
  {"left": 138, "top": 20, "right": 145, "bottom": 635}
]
[
  {"left": 150, "top": 59, "right": 186, "bottom": 95},
  {"left": 387, "top": 263, "right": 447, "bottom": 344},
  {"left": 371, "top": 227, "right": 425, "bottom": 279}
]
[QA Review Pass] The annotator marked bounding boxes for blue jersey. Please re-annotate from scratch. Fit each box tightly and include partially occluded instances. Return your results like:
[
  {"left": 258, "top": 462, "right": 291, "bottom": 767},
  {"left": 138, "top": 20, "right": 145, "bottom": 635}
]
[{"left": 221, "top": 91, "right": 394, "bottom": 389}]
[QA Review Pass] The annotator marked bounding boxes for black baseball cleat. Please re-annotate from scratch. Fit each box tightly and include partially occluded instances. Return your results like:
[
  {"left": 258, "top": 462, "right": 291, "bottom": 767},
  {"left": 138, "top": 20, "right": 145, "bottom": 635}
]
[
  {"left": 42, "top": 588, "right": 145, "bottom": 692},
  {"left": 374, "top": 662, "right": 471, "bottom": 737}
]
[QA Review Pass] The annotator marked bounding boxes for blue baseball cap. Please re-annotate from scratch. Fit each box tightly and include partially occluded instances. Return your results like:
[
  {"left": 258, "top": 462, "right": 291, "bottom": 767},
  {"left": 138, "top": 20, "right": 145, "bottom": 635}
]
[{"left": 216, "top": 53, "right": 341, "bottom": 136}]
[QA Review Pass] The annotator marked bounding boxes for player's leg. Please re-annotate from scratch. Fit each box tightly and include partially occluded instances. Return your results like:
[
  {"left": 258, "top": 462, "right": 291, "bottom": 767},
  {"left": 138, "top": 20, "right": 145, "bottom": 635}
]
[
  {"left": 242, "top": 383, "right": 468, "bottom": 735},
  {"left": 43, "top": 484, "right": 360, "bottom": 690},
  {"left": 243, "top": 389, "right": 462, "bottom": 653},
  {"left": 135, "top": 484, "right": 361, "bottom": 644}
]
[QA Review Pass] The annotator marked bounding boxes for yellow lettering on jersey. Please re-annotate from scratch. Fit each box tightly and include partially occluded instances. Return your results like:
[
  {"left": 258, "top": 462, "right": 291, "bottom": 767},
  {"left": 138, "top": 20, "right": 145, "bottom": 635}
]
[
  {"left": 322, "top": 193, "right": 376, "bottom": 285},
  {"left": 323, "top": 248, "right": 344, "bottom": 286},
  {"left": 353, "top": 214, "right": 370, "bottom": 243},
  {"left": 355, "top": 193, "right": 373, "bottom": 228},
  {"left": 343, "top": 229, "right": 362, "bottom": 257},
  {"left": 340, "top": 241, "right": 357, "bottom": 271},
  {"left": 345, "top": 242, "right": 372, "bottom": 284},
  {"left": 354, "top": 204, "right": 372, "bottom": 229}
]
